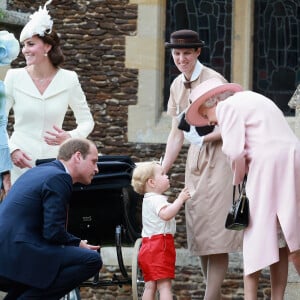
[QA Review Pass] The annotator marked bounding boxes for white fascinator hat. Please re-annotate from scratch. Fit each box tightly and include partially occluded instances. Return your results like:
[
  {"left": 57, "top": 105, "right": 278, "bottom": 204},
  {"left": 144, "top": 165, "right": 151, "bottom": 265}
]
[
  {"left": 20, "top": 0, "right": 53, "bottom": 43},
  {"left": 0, "top": 31, "right": 20, "bottom": 65}
]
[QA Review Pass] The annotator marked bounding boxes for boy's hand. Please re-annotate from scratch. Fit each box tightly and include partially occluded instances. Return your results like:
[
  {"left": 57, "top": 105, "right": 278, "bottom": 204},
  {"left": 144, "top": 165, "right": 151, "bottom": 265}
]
[{"left": 178, "top": 187, "right": 190, "bottom": 203}]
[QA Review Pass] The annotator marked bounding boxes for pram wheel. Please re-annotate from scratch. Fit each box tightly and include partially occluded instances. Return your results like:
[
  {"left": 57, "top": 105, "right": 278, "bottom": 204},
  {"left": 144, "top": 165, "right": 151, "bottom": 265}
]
[{"left": 131, "top": 238, "right": 144, "bottom": 300}]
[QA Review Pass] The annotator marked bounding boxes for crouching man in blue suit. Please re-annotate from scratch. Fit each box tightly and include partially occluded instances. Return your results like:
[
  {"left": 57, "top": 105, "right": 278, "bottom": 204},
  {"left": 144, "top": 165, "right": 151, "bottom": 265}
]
[{"left": 0, "top": 138, "right": 102, "bottom": 299}]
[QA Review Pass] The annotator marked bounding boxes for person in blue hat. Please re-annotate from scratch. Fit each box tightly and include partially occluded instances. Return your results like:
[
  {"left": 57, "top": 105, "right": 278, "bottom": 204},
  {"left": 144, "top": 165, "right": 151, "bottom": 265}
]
[{"left": 0, "top": 30, "right": 20, "bottom": 200}]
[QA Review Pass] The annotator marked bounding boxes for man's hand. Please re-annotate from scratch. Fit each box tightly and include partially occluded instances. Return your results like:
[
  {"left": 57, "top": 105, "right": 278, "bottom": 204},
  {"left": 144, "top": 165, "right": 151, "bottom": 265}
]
[{"left": 79, "top": 240, "right": 100, "bottom": 251}]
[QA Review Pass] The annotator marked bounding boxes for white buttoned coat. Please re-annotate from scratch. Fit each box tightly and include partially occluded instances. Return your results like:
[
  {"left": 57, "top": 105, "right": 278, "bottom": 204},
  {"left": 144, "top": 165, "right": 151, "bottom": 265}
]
[{"left": 5, "top": 68, "right": 94, "bottom": 182}]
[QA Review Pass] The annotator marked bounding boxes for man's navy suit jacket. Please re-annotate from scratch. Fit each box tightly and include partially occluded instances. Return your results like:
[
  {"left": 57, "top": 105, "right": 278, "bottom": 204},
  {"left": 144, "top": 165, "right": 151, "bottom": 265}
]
[{"left": 0, "top": 160, "right": 81, "bottom": 288}]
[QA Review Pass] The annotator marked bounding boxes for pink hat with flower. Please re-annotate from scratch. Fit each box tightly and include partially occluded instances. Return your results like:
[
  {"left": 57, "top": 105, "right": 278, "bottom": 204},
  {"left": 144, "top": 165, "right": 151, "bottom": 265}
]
[{"left": 185, "top": 78, "right": 243, "bottom": 127}]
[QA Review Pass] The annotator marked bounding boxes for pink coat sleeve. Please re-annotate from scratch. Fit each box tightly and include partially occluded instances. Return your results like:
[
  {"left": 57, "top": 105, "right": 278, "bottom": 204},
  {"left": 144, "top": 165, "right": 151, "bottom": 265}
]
[{"left": 216, "top": 101, "right": 247, "bottom": 185}]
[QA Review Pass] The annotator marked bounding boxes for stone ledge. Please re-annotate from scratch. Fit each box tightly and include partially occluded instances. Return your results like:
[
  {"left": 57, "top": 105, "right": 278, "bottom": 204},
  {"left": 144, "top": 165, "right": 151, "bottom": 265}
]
[
  {"left": 285, "top": 282, "right": 300, "bottom": 300},
  {"left": 101, "top": 246, "right": 244, "bottom": 270},
  {"left": 1, "top": 9, "right": 29, "bottom": 26}
]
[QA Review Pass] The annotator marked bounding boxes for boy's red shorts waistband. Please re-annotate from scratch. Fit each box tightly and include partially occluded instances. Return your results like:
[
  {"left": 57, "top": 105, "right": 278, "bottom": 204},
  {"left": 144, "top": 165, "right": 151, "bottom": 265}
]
[{"left": 142, "top": 233, "right": 173, "bottom": 241}]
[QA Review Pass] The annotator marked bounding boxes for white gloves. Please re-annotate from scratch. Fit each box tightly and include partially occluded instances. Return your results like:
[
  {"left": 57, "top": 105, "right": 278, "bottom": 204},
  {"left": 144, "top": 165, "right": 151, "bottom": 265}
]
[{"left": 183, "top": 126, "right": 204, "bottom": 147}]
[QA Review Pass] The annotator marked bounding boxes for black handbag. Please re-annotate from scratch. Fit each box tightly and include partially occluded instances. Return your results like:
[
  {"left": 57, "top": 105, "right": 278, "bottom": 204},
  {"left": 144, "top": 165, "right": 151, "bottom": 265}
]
[{"left": 225, "top": 175, "right": 249, "bottom": 230}]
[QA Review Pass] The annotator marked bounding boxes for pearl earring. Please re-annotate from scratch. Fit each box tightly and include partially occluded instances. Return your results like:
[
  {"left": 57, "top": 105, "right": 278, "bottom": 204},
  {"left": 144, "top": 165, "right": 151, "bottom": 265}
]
[{"left": 44, "top": 53, "right": 48, "bottom": 57}]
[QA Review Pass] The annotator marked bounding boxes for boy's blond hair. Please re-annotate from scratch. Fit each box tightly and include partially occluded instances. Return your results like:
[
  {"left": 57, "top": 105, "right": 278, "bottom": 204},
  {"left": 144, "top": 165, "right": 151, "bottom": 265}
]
[{"left": 131, "top": 161, "right": 160, "bottom": 195}]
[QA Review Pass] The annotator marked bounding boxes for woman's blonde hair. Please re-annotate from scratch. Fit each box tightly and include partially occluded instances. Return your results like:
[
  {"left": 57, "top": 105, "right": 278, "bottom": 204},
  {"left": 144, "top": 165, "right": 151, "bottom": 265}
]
[{"left": 131, "top": 161, "right": 160, "bottom": 195}]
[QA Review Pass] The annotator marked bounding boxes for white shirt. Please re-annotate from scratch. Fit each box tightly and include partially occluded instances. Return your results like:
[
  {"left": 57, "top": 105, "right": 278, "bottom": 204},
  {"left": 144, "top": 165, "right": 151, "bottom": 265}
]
[{"left": 141, "top": 192, "right": 176, "bottom": 237}]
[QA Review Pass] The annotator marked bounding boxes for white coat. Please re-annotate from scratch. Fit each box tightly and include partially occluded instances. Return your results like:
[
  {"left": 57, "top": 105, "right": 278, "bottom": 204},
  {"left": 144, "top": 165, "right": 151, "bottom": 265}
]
[{"left": 5, "top": 68, "right": 94, "bottom": 182}]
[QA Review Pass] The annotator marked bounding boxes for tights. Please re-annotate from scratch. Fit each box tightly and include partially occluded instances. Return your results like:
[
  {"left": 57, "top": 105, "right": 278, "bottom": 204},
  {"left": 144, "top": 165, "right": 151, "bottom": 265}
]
[
  {"left": 200, "top": 253, "right": 229, "bottom": 300},
  {"left": 244, "top": 247, "right": 288, "bottom": 300}
]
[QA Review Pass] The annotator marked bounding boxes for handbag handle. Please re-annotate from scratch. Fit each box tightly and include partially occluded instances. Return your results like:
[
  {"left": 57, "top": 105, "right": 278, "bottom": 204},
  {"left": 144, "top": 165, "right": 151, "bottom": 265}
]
[{"left": 232, "top": 175, "right": 247, "bottom": 203}]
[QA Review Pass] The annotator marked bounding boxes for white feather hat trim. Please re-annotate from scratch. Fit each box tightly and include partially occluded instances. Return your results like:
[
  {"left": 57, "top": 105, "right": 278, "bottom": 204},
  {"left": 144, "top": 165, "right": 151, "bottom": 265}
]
[{"left": 20, "top": 0, "right": 53, "bottom": 43}]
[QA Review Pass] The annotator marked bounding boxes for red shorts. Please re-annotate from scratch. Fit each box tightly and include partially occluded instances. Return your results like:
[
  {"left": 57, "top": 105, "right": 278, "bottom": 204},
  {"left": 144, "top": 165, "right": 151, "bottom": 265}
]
[{"left": 138, "top": 234, "right": 176, "bottom": 282}]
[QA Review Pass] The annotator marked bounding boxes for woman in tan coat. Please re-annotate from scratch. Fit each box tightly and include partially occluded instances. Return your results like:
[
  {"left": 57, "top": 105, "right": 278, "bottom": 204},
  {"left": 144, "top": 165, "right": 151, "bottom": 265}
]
[{"left": 162, "top": 30, "right": 242, "bottom": 299}]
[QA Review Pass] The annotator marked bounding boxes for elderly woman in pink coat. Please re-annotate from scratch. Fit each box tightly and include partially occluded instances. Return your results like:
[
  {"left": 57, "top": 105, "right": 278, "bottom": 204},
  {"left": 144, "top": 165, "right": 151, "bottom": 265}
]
[{"left": 185, "top": 78, "right": 300, "bottom": 300}]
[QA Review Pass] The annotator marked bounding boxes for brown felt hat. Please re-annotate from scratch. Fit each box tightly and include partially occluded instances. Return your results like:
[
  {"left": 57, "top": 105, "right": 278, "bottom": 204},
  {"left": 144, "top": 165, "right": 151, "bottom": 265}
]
[{"left": 165, "top": 29, "right": 205, "bottom": 49}]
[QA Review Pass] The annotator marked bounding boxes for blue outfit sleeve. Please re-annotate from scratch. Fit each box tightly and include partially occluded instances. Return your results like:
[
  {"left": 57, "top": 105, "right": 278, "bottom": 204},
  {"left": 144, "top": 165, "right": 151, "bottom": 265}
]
[{"left": 0, "top": 81, "right": 12, "bottom": 187}]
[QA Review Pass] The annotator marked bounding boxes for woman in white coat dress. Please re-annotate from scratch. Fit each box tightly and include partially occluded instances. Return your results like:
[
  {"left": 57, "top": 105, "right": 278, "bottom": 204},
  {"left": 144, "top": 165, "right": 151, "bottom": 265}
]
[
  {"left": 5, "top": 1, "right": 94, "bottom": 183},
  {"left": 186, "top": 78, "right": 300, "bottom": 300}
]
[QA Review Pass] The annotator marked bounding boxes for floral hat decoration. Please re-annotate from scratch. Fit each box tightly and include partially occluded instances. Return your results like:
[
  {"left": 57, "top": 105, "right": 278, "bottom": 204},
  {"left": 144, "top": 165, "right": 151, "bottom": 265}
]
[
  {"left": 0, "top": 31, "right": 20, "bottom": 66},
  {"left": 20, "top": 0, "right": 53, "bottom": 43}
]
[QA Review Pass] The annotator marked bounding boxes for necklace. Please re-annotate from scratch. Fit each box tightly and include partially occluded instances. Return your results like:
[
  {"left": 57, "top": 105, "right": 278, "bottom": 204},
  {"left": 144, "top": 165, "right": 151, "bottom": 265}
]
[
  {"left": 32, "top": 77, "right": 51, "bottom": 86},
  {"left": 32, "top": 73, "right": 56, "bottom": 85},
  {"left": 33, "top": 78, "right": 44, "bottom": 83},
  {"left": 28, "top": 67, "right": 58, "bottom": 85}
]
